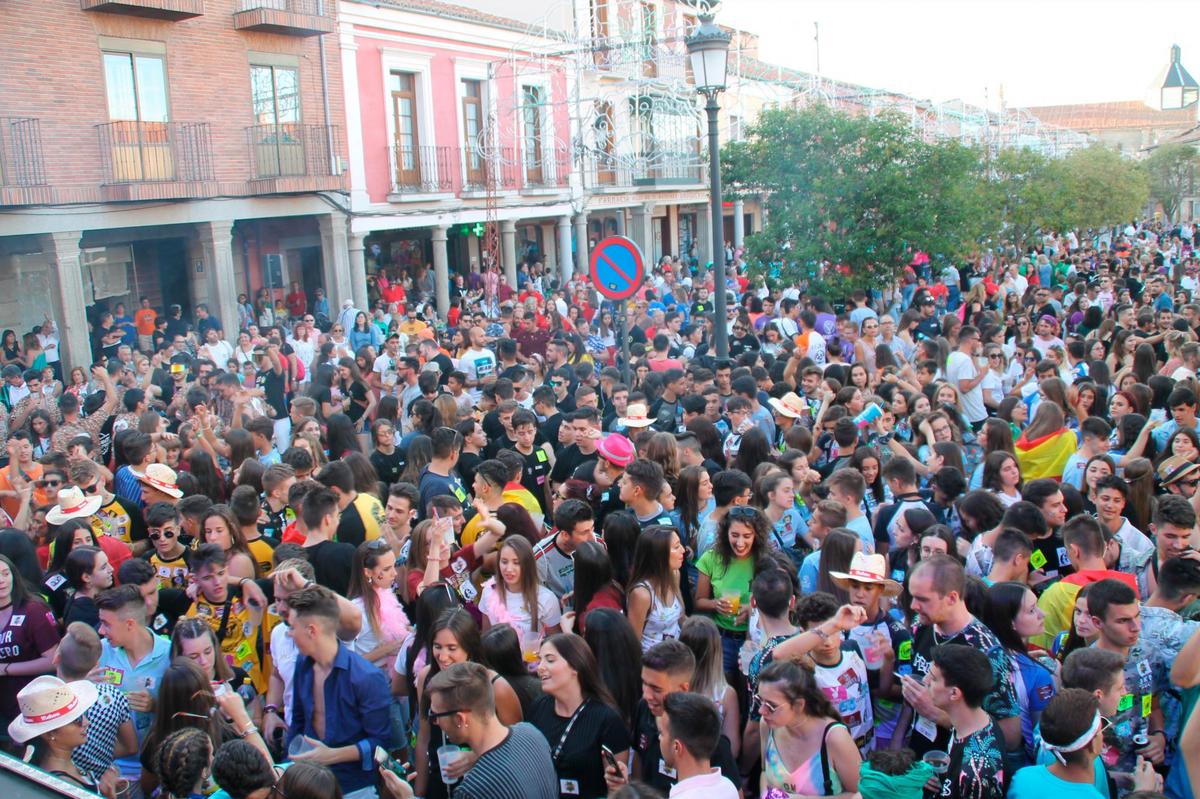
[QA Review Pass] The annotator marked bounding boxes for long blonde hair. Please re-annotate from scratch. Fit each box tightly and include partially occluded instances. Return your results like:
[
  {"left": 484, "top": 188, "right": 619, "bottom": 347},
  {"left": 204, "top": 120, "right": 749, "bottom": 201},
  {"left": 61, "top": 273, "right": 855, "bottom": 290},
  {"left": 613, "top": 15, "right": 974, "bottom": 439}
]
[
  {"left": 495, "top": 536, "right": 542, "bottom": 633},
  {"left": 1022, "top": 401, "right": 1065, "bottom": 442}
]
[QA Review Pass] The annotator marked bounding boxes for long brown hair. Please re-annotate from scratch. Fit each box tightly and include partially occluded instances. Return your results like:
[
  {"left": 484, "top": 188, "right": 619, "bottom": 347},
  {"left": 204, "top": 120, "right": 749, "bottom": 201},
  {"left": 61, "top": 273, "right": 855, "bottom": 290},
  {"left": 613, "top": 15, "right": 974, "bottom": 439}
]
[
  {"left": 347, "top": 539, "right": 395, "bottom": 639},
  {"left": 627, "top": 525, "right": 682, "bottom": 606},
  {"left": 495, "top": 536, "right": 543, "bottom": 633},
  {"left": 199, "top": 505, "right": 256, "bottom": 575},
  {"left": 540, "top": 632, "right": 617, "bottom": 709},
  {"left": 1022, "top": 401, "right": 1066, "bottom": 442}
]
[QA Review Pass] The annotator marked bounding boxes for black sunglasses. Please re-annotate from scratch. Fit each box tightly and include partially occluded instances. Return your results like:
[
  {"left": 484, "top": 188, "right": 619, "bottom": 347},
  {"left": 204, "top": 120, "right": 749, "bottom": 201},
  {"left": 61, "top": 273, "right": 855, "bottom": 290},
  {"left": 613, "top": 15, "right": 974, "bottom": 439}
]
[
  {"left": 149, "top": 529, "right": 177, "bottom": 541},
  {"left": 728, "top": 505, "right": 758, "bottom": 521},
  {"left": 427, "top": 706, "right": 464, "bottom": 721}
]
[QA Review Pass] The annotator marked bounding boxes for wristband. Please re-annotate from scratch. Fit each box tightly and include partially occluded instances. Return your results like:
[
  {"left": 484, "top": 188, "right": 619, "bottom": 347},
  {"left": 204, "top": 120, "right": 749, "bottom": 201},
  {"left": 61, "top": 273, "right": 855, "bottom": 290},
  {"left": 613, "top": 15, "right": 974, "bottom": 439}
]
[
  {"left": 237, "top": 723, "right": 259, "bottom": 738},
  {"left": 265, "top": 704, "right": 281, "bottom": 717}
]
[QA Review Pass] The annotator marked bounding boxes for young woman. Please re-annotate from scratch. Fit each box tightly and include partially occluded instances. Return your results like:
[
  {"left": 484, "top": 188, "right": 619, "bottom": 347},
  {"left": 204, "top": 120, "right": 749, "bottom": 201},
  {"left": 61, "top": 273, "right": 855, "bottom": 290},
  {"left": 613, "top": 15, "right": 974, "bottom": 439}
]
[
  {"left": 981, "top": 450, "right": 1024, "bottom": 507},
  {"left": 673, "top": 465, "right": 714, "bottom": 559},
  {"left": 568, "top": 539, "right": 624, "bottom": 635},
  {"left": 695, "top": 506, "right": 773, "bottom": 675},
  {"left": 528, "top": 633, "right": 631, "bottom": 799},
  {"left": 1015, "top": 402, "right": 1075, "bottom": 482},
  {"left": 199, "top": 506, "right": 258, "bottom": 580},
  {"left": 171, "top": 618, "right": 257, "bottom": 708},
  {"left": 348, "top": 539, "right": 411, "bottom": 670},
  {"left": 1051, "top": 585, "right": 1098, "bottom": 662},
  {"left": 8, "top": 676, "right": 108, "bottom": 793},
  {"left": 63, "top": 546, "right": 115, "bottom": 629},
  {"left": 981, "top": 581, "right": 1056, "bottom": 766},
  {"left": 849, "top": 447, "right": 888, "bottom": 518},
  {"left": 348, "top": 311, "right": 382, "bottom": 353},
  {"left": 478, "top": 535, "right": 561, "bottom": 649},
  {"left": 479, "top": 623, "right": 544, "bottom": 719},
  {"left": 679, "top": 616, "right": 741, "bottom": 757},
  {"left": 626, "top": 525, "right": 685, "bottom": 652},
  {"left": 413, "top": 608, "right": 522, "bottom": 799},
  {"left": 1080, "top": 455, "right": 1116, "bottom": 515},
  {"left": 0, "top": 329, "right": 21, "bottom": 367},
  {"left": 756, "top": 659, "right": 862, "bottom": 799},
  {"left": 0, "top": 554, "right": 58, "bottom": 723},
  {"left": 324, "top": 413, "right": 362, "bottom": 460},
  {"left": 335, "top": 357, "right": 375, "bottom": 432},
  {"left": 580, "top": 608, "right": 642, "bottom": 728}
]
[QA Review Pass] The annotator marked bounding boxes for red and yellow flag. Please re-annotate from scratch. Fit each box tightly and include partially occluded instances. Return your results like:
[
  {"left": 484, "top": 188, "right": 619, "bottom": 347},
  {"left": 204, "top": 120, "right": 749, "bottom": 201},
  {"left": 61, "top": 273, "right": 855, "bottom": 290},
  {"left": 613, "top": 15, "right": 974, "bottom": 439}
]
[{"left": 1015, "top": 428, "right": 1077, "bottom": 481}]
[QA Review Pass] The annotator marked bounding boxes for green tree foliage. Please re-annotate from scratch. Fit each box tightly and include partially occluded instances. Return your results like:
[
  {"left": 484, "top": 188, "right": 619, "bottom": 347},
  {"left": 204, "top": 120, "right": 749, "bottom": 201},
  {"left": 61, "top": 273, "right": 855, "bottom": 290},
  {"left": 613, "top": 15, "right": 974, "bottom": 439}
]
[
  {"left": 1143, "top": 142, "right": 1199, "bottom": 222},
  {"left": 724, "top": 106, "right": 1150, "bottom": 294}
]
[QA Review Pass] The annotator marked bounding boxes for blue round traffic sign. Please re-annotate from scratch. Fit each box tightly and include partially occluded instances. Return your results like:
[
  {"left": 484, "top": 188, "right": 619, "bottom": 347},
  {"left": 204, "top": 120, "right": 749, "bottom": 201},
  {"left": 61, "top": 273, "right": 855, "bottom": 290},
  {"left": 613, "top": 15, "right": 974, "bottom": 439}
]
[{"left": 589, "top": 235, "right": 646, "bottom": 301}]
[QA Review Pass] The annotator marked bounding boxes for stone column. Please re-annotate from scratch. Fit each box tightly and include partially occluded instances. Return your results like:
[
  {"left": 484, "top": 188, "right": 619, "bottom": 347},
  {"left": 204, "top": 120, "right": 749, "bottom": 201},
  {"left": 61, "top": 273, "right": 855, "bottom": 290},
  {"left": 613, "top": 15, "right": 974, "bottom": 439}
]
[
  {"left": 432, "top": 225, "right": 450, "bottom": 320},
  {"left": 630, "top": 204, "right": 652, "bottom": 263},
  {"left": 39, "top": 231, "right": 90, "bottom": 372},
  {"left": 695, "top": 203, "right": 712, "bottom": 268},
  {"left": 557, "top": 215, "right": 573, "bottom": 286},
  {"left": 573, "top": 213, "right": 589, "bottom": 278},
  {"left": 196, "top": 221, "right": 239, "bottom": 343},
  {"left": 733, "top": 199, "right": 745, "bottom": 250},
  {"left": 348, "top": 232, "right": 368, "bottom": 312},
  {"left": 614, "top": 208, "right": 626, "bottom": 236},
  {"left": 501, "top": 219, "right": 518, "bottom": 288},
  {"left": 318, "top": 213, "right": 352, "bottom": 312}
]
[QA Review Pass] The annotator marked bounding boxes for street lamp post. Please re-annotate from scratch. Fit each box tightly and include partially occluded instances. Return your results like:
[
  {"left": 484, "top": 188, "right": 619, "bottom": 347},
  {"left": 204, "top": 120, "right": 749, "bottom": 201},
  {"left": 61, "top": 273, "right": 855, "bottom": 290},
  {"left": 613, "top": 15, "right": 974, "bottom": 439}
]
[{"left": 686, "top": 5, "right": 732, "bottom": 359}]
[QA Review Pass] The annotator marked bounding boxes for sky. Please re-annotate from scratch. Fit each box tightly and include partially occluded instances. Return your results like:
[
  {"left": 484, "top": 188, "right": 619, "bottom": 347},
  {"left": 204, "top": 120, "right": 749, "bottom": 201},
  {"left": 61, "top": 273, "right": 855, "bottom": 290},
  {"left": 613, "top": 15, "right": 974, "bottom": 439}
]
[{"left": 716, "top": 0, "right": 1200, "bottom": 110}]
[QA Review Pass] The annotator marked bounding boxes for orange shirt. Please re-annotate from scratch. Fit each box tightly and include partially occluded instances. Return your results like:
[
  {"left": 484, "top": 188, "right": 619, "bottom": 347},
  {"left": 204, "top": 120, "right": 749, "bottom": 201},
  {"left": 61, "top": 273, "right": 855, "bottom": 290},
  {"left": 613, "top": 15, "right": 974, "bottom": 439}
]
[
  {"left": 0, "top": 463, "right": 46, "bottom": 520},
  {"left": 134, "top": 308, "right": 158, "bottom": 336}
]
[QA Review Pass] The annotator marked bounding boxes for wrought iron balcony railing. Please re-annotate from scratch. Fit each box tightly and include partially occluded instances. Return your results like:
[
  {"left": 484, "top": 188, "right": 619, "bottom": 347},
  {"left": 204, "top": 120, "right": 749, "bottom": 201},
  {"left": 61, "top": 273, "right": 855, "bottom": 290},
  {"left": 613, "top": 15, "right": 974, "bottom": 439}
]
[{"left": 96, "top": 120, "right": 214, "bottom": 183}]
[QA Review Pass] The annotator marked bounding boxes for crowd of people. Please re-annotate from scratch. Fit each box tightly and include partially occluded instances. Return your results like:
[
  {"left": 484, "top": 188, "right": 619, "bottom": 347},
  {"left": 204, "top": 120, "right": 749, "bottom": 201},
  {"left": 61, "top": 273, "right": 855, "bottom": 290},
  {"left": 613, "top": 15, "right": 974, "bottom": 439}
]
[{"left": 0, "top": 218, "right": 1199, "bottom": 799}]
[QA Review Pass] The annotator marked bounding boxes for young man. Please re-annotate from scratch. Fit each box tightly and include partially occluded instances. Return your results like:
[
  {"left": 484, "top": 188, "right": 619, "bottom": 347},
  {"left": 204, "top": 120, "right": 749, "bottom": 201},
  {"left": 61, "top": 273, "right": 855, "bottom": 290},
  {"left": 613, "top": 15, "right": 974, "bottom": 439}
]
[
  {"left": 1140, "top": 494, "right": 1199, "bottom": 598},
  {"left": 460, "top": 326, "right": 498, "bottom": 403},
  {"left": 259, "top": 463, "right": 296, "bottom": 544},
  {"left": 609, "top": 640, "right": 739, "bottom": 794},
  {"left": 1088, "top": 578, "right": 1169, "bottom": 771},
  {"left": 95, "top": 583, "right": 173, "bottom": 787},
  {"left": 654, "top": 693, "right": 740, "bottom": 798},
  {"left": 618, "top": 459, "right": 675, "bottom": 531},
  {"left": 797, "top": 500, "right": 848, "bottom": 594},
  {"left": 285, "top": 584, "right": 391, "bottom": 799},
  {"left": 1093, "top": 474, "right": 1154, "bottom": 559},
  {"left": 511, "top": 409, "right": 555, "bottom": 512},
  {"left": 185, "top": 544, "right": 277, "bottom": 694},
  {"left": 417, "top": 426, "right": 470, "bottom": 519},
  {"left": 900, "top": 555, "right": 1020, "bottom": 758},
  {"left": 823, "top": 469, "right": 874, "bottom": 553},
  {"left": 945, "top": 325, "right": 988, "bottom": 429},
  {"left": 296, "top": 487, "right": 357, "bottom": 597},
  {"left": 144, "top": 501, "right": 190, "bottom": 590},
  {"left": 550, "top": 407, "right": 601, "bottom": 486},
  {"left": 872, "top": 457, "right": 935, "bottom": 554},
  {"left": 532, "top": 498, "right": 596, "bottom": 600},
  {"left": 1152, "top": 386, "right": 1198, "bottom": 451},
  {"left": 57, "top": 621, "right": 137, "bottom": 784},
  {"left": 1060, "top": 417, "right": 1112, "bottom": 490},
  {"left": 984, "top": 528, "right": 1034, "bottom": 585},
  {"left": 829, "top": 552, "right": 913, "bottom": 747},
  {"left": 925, "top": 644, "right": 1006, "bottom": 799},
  {"left": 229, "top": 484, "right": 277, "bottom": 576},
  {"left": 316, "top": 460, "right": 384, "bottom": 546}
]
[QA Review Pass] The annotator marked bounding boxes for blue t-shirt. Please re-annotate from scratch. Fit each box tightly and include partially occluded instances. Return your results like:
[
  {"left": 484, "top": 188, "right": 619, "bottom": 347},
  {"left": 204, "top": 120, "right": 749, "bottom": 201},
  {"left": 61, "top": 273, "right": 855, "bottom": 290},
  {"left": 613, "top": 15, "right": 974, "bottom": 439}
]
[
  {"left": 1011, "top": 650, "right": 1056, "bottom": 762},
  {"left": 1010, "top": 765, "right": 1107, "bottom": 799},
  {"left": 769, "top": 506, "right": 808, "bottom": 549},
  {"left": 799, "top": 549, "right": 821, "bottom": 594}
]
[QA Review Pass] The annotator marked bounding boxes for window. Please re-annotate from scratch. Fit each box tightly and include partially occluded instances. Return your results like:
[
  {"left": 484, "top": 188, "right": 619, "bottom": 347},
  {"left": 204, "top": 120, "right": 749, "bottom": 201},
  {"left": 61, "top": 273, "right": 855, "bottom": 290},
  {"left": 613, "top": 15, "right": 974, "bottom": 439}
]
[
  {"left": 594, "top": 101, "right": 616, "bottom": 185},
  {"left": 522, "top": 85, "right": 544, "bottom": 185},
  {"left": 730, "top": 114, "right": 744, "bottom": 142},
  {"left": 390, "top": 71, "right": 421, "bottom": 187},
  {"left": 250, "top": 63, "right": 302, "bottom": 177},
  {"left": 102, "top": 51, "right": 169, "bottom": 181},
  {"left": 591, "top": 0, "right": 610, "bottom": 67},
  {"left": 462, "top": 79, "right": 483, "bottom": 184}
]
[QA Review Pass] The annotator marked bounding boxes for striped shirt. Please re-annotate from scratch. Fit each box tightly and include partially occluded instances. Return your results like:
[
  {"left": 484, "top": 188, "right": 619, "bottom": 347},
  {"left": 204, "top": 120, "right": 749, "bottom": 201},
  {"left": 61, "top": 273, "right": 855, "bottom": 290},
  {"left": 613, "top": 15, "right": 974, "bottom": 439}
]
[
  {"left": 113, "top": 466, "right": 145, "bottom": 509},
  {"left": 452, "top": 722, "right": 558, "bottom": 799}
]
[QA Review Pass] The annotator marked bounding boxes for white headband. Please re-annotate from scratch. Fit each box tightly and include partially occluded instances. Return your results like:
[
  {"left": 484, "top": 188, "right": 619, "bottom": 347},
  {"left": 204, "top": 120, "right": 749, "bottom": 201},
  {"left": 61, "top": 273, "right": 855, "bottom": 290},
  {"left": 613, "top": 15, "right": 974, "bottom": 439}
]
[{"left": 1042, "top": 711, "right": 1102, "bottom": 764}]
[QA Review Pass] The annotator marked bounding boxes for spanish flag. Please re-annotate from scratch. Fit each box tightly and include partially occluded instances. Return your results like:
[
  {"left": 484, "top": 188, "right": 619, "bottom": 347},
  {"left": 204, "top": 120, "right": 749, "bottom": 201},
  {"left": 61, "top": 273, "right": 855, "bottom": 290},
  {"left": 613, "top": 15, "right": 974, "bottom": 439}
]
[{"left": 1015, "top": 428, "right": 1077, "bottom": 481}]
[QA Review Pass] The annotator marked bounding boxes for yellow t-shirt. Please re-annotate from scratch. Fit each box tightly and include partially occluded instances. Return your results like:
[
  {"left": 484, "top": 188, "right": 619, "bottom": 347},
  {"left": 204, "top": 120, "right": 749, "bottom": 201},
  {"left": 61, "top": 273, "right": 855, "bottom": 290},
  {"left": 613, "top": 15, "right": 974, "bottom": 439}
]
[
  {"left": 149, "top": 551, "right": 190, "bottom": 590},
  {"left": 187, "top": 596, "right": 278, "bottom": 694},
  {"left": 352, "top": 492, "right": 385, "bottom": 542},
  {"left": 246, "top": 537, "right": 276, "bottom": 578},
  {"left": 92, "top": 496, "right": 135, "bottom": 545},
  {"left": 1033, "top": 580, "right": 1080, "bottom": 651}
]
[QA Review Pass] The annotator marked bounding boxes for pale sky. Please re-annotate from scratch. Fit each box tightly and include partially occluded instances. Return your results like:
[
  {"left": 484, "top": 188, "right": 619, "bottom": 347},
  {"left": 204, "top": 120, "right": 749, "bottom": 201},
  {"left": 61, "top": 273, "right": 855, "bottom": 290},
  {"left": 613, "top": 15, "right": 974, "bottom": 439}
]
[{"left": 717, "top": 0, "right": 1200, "bottom": 110}]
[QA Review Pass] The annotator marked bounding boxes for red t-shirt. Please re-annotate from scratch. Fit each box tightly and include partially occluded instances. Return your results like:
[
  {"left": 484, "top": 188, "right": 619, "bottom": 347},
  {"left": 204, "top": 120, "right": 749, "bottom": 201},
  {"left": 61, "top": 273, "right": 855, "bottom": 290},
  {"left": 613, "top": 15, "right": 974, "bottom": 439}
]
[
  {"left": 286, "top": 292, "right": 307, "bottom": 317},
  {"left": 0, "top": 599, "right": 61, "bottom": 719},
  {"left": 405, "top": 545, "right": 482, "bottom": 606}
]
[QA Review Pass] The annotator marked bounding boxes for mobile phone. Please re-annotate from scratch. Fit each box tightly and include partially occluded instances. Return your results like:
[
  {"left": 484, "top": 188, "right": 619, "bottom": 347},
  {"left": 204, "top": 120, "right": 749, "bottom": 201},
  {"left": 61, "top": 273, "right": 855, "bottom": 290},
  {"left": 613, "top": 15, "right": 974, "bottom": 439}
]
[
  {"left": 601, "top": 745, "right": 619, "bottom": 773},
  {"left": 211, "top": 682, "right": 229, "bottom": 698},
  {"left": 374, "top": 746, "right": 408, "bottom": 780}
]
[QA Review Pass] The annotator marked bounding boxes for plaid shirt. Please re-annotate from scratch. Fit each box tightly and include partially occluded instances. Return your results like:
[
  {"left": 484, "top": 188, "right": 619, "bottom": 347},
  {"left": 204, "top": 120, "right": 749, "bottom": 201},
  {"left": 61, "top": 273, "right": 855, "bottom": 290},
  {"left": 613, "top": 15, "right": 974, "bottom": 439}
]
[{"left": 72, "top": 681, "right": 131, "bottom": 779}]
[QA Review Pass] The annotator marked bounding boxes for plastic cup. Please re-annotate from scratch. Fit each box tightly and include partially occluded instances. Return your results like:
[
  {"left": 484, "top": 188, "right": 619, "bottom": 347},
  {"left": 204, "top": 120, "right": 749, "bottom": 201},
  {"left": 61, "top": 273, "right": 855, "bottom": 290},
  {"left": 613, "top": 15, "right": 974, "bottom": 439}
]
[
  {"left": 288, "top": 735, "right": 317, "bottom": 759},
  {"left": 864, "top": 642, "right": 884, "bottom": 669},
  {"left": 113, "top": 779, "right": 132, "bottom": 799},
  {"left": 437, "top": 744, "right": 462, "bottom": 784},
  {"left": 922, "top": 750, "right": 950, "bottom": 774},
  {"left": 722, "top": 591, "right": 741, "bottom": 616}
]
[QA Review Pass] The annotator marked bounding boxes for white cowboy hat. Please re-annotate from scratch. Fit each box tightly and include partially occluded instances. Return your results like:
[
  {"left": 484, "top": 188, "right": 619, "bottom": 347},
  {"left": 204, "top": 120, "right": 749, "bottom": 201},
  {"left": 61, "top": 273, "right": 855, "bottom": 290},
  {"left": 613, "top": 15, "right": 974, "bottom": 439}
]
[
  {"left": 768, "top": 391, "right": 807, "bottom": 420},
  {"left": 137, "top": 463, "right": 183, "bottom": 499},
  {"left": 44, "top": 486, "right": 103, "bottom": 526},
  {"left": 828, "top": 552, "right": 903, "bottom": 598},
  {"left": 7, "top": 676, "right": 98, "bottom": 744},
  {"left": 617, "top": 402, "right": 654, "bottom": 428}
]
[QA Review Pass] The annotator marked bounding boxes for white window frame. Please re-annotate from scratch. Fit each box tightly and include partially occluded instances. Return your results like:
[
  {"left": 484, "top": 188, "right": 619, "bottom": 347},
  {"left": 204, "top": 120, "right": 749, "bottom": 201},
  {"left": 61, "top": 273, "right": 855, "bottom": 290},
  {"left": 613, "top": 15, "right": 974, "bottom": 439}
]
[
  {"left": 454, "top": 58, "right": 490, "bottom": 189},
  {"left": 379, "top": 50, "right": 438, "bottom": 194},
  {"left": 518, "top": 80, "right": 556, "bottom": 187}
]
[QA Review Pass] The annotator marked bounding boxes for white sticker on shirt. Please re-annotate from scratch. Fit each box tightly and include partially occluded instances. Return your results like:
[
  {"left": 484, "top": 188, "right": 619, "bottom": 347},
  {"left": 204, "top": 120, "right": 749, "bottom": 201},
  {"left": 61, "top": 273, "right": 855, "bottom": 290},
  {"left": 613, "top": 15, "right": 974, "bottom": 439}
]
[
  {"left": 657, "top": 759, "right": 677, "bottom": 779},
  {"left": 46, "top": 574, "right": 66, "bottom": 591},
  {"left": 915, "top": 714, "right": 938, "bottom": 741},
  {"left": 9, "top": 615, "right": 24, "bottom": 627}
]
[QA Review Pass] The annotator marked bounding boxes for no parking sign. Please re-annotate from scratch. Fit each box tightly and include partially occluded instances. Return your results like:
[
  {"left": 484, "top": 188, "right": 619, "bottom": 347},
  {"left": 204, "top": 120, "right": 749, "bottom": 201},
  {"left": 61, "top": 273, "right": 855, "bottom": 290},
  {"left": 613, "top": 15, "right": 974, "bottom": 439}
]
[{"left": 589, "top": 236, "right": 646, "bottom": 300}]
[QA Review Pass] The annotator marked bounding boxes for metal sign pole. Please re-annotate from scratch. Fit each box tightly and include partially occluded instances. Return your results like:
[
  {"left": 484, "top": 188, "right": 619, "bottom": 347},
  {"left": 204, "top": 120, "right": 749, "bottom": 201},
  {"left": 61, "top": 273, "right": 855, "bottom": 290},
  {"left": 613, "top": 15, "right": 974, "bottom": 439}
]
[{"left": 620, "top": 299, "right": 632, "bottom": 387}]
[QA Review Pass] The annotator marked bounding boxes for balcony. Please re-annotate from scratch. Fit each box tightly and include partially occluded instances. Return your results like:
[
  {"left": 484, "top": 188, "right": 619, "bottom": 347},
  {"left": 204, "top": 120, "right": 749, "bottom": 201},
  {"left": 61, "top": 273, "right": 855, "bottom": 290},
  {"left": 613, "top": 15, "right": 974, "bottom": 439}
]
[
  {"left": 96, "top": 121, "right": 215, "bottom": 201},
  {"left": 80, "top": 0, "right": 202, "bottom": 20},
  {"left": 246, "top": 123, "right": 343, "bottom": 192},
  {"left": 633, "top": 152, "right": 705, "bottom": 187},
  {"left": 459, "top": 146, "right": 520, "bottom": 193},
  {"left": 0, "top": 118, "right": 52, "bottom": 206},
  {"left": 390, "top": 145, "right": 455, "bottom": 197},
  {"left": 522, "top": 145, "right": 571, "bottom": 191},
  {"left": 233, "top": 0, "right": 334, "bottom": 36}
]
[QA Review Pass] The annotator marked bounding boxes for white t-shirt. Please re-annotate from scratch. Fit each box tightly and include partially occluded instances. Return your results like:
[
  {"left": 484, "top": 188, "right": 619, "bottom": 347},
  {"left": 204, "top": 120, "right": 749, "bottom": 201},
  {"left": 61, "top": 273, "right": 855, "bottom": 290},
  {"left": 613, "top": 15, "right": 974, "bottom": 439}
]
[
  {"left": 372, "top": 353, "right": 400, "bottom": 393},
  {"left": 946, "top": 351, "right": 987, "bottom": 423},
  {"left": 459, "top": 347, "right": 497, "bottom": 402},
  {"left": 269, "top": 622, "right": 298, "bottom": 726},
  {"left": 805, "top": 331, "right": 826, "bottom": 366},
  {"left": 202, "top": 339, "right": 233, "bottom": 367},
  {"left": 478, "top": 581, "right": 561, "bottom": 645}
]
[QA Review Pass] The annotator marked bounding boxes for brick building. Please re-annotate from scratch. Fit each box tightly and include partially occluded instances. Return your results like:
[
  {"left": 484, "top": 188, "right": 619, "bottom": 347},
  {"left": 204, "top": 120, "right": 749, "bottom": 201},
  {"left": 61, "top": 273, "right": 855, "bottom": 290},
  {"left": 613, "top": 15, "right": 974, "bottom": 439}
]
[{"left": 0, "top": 0, "right": 352, "bottom": 370}]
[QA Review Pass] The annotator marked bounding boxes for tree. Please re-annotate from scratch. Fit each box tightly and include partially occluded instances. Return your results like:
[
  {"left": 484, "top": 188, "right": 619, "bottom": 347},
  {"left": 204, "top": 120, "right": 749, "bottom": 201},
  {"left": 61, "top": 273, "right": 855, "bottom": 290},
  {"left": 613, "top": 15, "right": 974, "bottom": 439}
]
[
  {"left": 722, "top": 104, "right": 988, "bottom": 295},
  {"left": 1048, "top": 144, "right": 1149, "bottom": 233},
  {"left": 1143, "top": 142, "right": 1199, "bottom": 222},
  {"left": 982, "top": 147, "right": 1058, "bottom": 250}
]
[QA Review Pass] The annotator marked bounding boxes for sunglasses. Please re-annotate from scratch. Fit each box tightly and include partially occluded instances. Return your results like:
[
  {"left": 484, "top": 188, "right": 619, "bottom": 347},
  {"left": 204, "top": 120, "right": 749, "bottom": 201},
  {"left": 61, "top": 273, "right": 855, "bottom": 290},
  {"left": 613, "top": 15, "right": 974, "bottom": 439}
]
[
  {"left": 752, "top": 694, "right": 782, "bottom": 715},
  {"left": 36, "top": 479, "right": 62, "bottom": 488},
  {"left": 1179, "top": 478, "right": 1200, "bottom": 489},
  {"left": 728, "top": 505, "right": 758, "bottom": 521},
  {"left": 427, "top": 706, "right": 463, "bottom": 721},
  {"left": 149, "top": 529, "right": 177, "bottom": 541}
]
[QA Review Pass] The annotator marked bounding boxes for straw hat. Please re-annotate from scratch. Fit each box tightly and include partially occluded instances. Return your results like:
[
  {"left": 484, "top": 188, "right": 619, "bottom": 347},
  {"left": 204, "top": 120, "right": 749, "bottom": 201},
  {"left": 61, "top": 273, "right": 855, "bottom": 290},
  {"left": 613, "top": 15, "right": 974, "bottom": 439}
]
[
  {"left": 1158, "top": 454, "right": 1200, "bottom": 486},
  {"left": 617, "top": 403, "right": 654, "bottom": 428},
  {"left": 138, "top": 463, "right": 183, "bottom": 499},
  {"left": 828, "top": 552, "right": 903, "bottom": 598},
  {"left": 44, "top": 486, "right": 103, "bottom": 526},
  {"left": 7, "top": 676, "right": 98, "bottom": 744},
  {"left": 768, "top": 391, "right": 807, "bottom": 420}
]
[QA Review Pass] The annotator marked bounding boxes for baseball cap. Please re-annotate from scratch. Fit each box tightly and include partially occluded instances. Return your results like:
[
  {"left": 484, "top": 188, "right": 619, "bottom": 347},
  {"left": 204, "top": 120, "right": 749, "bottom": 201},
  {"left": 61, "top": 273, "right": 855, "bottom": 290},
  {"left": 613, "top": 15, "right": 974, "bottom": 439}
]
[{"left": 597, "top": 434, "right": 635, "bottom": 469}]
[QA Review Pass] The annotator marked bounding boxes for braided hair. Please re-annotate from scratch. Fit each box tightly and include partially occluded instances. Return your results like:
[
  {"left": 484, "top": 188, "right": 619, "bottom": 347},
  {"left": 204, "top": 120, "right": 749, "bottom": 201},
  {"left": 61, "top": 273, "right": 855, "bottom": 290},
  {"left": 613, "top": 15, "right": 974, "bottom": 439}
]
[{"left": 155, "top": 727, "right": 212, "bottom": 799}]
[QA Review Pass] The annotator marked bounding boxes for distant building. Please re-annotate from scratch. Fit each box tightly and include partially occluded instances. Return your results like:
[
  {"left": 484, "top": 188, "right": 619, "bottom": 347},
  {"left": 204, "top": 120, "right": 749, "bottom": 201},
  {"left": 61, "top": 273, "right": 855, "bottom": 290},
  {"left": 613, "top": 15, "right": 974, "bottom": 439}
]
[{"left": 1020, "top": 101, "right": 1196, "bottom": 157}]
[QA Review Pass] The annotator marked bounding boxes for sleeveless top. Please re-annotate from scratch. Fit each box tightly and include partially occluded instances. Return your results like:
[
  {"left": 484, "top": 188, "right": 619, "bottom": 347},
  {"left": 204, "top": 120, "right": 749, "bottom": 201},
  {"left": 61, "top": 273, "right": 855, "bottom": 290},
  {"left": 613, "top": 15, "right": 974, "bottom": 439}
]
[
  {"left": 633, "top": 580, "right": 682, "bottom": 652},
  {"left": 762, "top": 721, "right": 844, "bottom": 799}
]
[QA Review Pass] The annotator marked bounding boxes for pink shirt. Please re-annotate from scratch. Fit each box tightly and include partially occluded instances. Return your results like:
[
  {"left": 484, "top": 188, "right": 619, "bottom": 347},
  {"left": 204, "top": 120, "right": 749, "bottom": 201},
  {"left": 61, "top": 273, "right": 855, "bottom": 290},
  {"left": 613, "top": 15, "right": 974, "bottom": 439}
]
[{"left": 668, "top": 768, "right": 740, "bottom": 799}]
